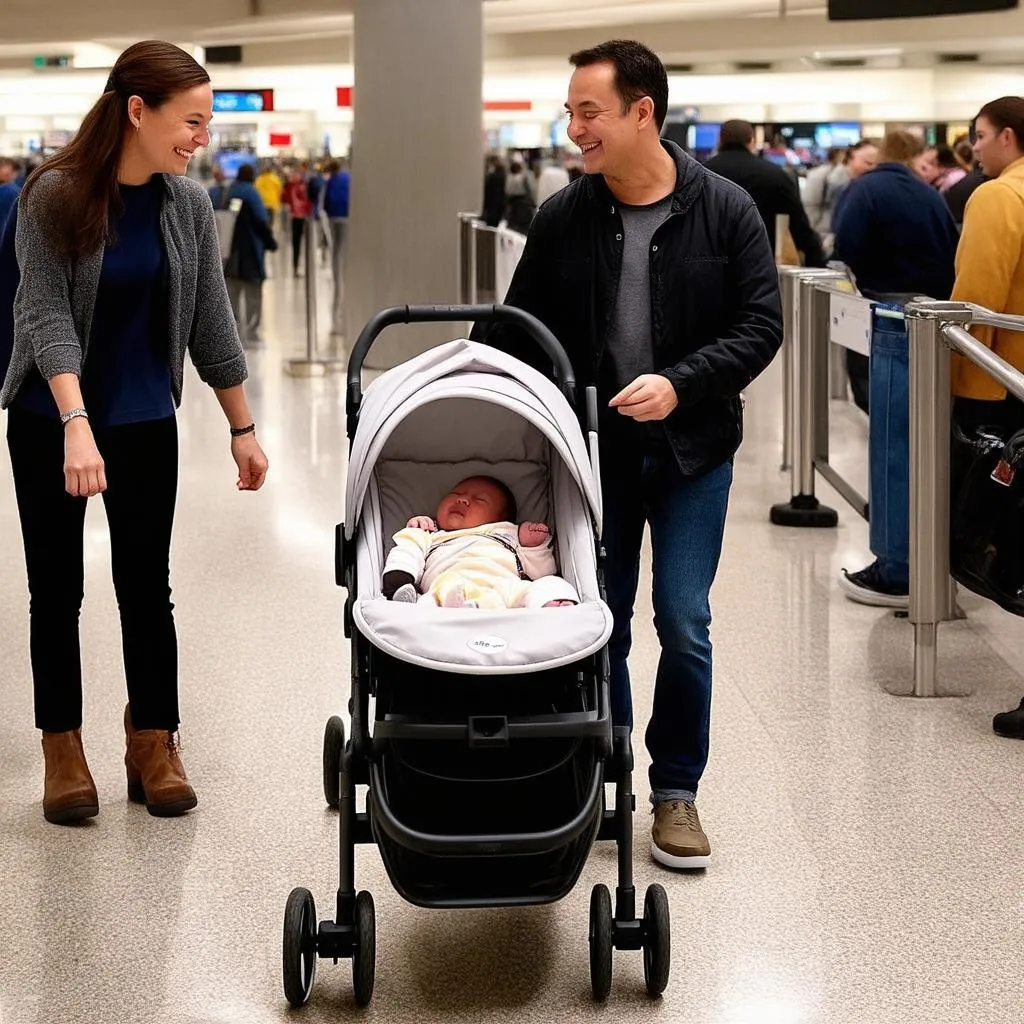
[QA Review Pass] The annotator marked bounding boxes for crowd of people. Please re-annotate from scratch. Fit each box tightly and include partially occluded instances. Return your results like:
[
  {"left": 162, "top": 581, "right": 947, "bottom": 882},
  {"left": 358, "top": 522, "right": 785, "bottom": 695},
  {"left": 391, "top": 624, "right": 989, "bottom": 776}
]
[{"left": 205, "top": 157, "right": 351, "bottom": 342}]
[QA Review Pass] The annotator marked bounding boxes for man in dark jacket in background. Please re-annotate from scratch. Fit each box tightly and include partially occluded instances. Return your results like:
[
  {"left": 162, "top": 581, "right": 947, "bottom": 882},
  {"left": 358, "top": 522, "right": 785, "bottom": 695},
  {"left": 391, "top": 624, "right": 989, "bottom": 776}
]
[
  {"left": 474, "top": 41, "right": 782, "bottom": 871},
  {"left": 706, "top": 120, "right": 827, "bottom": 268}
]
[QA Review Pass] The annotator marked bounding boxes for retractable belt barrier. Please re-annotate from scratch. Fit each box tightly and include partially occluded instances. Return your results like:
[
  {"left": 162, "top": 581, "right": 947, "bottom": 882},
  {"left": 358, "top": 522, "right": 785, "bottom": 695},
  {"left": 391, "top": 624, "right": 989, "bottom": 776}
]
[{"left": 771, "top": 267, "right": 1024, "bottom": 696}]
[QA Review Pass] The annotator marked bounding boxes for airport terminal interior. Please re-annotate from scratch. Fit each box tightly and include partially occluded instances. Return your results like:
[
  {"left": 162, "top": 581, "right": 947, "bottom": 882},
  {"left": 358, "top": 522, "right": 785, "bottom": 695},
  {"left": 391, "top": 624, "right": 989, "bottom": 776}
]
[{"left": 2, "top": 1, "right": 1024, "bottom": 1022}]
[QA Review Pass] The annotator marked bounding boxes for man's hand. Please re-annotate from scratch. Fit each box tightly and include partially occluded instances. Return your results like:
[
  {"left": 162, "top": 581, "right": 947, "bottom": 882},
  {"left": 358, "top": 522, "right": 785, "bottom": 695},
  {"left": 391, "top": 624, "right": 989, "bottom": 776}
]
[
  {"left": 609, "top": 374, "right": 679, "bottom": 422},
  {"left": 518, "top": 522, "right": 550, "bottom": 548},
  {"left": 407, "top": 516, "right": 437, "bottom": 531}
]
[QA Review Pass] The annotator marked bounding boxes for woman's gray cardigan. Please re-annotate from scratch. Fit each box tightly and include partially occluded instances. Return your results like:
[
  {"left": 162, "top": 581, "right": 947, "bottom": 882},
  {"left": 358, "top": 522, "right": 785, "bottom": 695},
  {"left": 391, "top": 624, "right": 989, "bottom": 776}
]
[{"left": 0, "top": 171, "right": 247, "bottom": 410}]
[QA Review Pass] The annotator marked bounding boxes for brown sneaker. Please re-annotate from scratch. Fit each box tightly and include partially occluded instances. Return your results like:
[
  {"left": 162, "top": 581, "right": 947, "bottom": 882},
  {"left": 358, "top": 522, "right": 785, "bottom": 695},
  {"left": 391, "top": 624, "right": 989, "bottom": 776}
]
[
  {"left": 651, "top": 800, "right": 711, "bottom": 870},
  {"left": 124, "top": 705, "right": 198, "bottom": 817},
  {"left": 41, "top": 729, "right": 100, "bottom": 825}
]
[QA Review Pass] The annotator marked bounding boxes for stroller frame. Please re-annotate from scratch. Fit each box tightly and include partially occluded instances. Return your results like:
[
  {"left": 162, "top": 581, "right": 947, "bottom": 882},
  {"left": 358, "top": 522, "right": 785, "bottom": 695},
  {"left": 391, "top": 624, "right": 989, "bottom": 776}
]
[{"left": 282, "top": 305, "right": 671, "bottom": 1009}]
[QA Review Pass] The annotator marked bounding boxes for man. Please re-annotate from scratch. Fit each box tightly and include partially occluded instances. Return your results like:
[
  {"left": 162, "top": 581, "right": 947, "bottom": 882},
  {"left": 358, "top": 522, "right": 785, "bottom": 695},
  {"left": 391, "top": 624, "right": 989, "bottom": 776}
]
[
  {"left": 0, "top": 157, "right": 20, "bottom": 232},
  {"left": 705, "top": 120, "right": 826, "bottom": 268},
  {"left": 482, "top": 155, "right": 506, "bottom": 227},
  {"left": 323, "top": 158, "right": 351, "bottom": 335},
  {"left": 474, "top": 40, "right": 782, "bottom": 870}
]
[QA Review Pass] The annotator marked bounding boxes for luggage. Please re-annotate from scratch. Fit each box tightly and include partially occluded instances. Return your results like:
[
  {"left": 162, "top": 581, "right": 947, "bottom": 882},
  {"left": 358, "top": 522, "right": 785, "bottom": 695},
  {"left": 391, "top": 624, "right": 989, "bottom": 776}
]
[{"left": 950, "top": 421, "right": 1024, "bottom": 615}]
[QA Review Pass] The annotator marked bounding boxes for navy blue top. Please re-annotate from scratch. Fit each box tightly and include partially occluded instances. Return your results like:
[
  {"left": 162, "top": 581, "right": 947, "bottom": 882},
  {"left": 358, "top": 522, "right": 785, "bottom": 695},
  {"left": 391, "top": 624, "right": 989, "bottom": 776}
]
[
  {"left": 833, "top": 163, "right": 959, "bottom": 301},
  {"left": 0, "top": 182, "right": 19, "bottom": 234},
  {"left": 324, "top": 170, "right": 350, "bottom": 218},
  {"left": 13, "top": 177, "right": 174, "bottom": 426}
]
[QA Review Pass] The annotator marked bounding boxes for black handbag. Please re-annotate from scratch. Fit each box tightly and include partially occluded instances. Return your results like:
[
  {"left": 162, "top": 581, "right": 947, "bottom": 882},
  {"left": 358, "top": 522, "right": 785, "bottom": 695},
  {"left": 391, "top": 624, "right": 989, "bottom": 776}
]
[{"left": 950, "top": 421, "right": 1024, "bottom": 615}]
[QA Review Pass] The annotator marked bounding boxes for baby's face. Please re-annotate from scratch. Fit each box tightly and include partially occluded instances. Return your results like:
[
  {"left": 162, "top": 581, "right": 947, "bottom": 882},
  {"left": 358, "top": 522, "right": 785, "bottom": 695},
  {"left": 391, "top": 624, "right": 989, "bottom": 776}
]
[{"left": 436, "top": 478, "right": 509, "bottom": 531}]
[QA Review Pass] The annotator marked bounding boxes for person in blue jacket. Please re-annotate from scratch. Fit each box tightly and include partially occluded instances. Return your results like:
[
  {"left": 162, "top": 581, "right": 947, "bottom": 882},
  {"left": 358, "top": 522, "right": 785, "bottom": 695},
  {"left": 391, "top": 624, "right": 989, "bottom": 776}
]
[
  {"left": 224, "top": 162, "right": 277, "bottom": 344},
  {"left": 0, "top": 157, "right": 21, "bottom": 232},
  {"left": 834, "top": 129, "right": 959, "bottom": 608},
  {"left": 323, "top": 158, "right": 350, "bottom": 335}
]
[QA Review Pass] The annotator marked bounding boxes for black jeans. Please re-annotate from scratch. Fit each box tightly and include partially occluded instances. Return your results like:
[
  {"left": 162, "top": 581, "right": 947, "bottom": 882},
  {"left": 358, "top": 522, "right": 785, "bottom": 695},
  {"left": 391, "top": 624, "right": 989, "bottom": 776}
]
[
  {"left": 6, "top": 410, "right": 180, "bottom": 732},
  {"left": 291, "top": 218, "right": 306, "bottom": 273}
]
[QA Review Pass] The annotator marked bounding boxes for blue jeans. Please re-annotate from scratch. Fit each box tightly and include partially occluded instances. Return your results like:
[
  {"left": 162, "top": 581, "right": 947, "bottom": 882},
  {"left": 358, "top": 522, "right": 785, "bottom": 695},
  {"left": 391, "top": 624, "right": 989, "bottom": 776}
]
[
  {"left": 601, "top": 440, "right": 733, "bottom": 801},
  {"left": 868, "top": 312, "right": 910, "bottom": 587}
]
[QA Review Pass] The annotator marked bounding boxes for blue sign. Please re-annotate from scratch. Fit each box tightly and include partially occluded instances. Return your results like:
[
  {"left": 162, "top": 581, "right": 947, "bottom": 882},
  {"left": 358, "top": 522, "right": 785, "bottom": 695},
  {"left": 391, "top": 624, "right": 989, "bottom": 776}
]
[{"left": 212, "top": 90, "right": 270, "bottom": 113}]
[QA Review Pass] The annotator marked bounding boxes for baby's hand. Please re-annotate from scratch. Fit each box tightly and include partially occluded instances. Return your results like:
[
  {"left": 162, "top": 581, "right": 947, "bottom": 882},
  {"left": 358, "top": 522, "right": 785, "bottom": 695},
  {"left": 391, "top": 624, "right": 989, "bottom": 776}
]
[
  {"left": 407, "top": 516, "right": 437, "bottom": 532},
  {"left": 518, "top": 522, "right": 550, "bottom": 548}
]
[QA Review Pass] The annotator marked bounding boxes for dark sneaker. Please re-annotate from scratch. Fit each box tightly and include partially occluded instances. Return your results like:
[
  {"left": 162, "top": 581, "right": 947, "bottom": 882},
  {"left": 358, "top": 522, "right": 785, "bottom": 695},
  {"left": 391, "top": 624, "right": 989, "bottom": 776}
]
[
  {"left": 839, "top": 561, "right": 909, "bottom": 609},
  {"left": 993, "top": 698, "right": 1024, "bottom": 738},
  {"left": 651, "top": 800, "right": 710, "bottom": 870}
]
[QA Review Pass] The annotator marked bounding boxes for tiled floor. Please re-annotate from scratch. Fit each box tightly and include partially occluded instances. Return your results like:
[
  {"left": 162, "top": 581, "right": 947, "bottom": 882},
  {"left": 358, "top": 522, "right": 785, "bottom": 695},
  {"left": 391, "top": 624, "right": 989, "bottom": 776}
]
[{"left": 1, "top": 258, "right": 1023, "bottom": 1024}]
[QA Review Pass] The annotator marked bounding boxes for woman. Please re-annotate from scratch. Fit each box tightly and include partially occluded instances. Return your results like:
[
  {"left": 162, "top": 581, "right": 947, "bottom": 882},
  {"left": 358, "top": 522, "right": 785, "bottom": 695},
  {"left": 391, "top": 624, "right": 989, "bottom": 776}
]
[
  {"left": 916, "top": 144, "right": 969, "bottom": 193},
  {"left": 834, "top": 130, "right": 959, "bottom": 606},
  {"left": 224, "top": 162, "right": 278, "bottom": 344},
  {"left": 0, "top": 40, "right": 269, "bottom": 824},
  {"left": 828, "top": 138, "right": 880, "bottom": 235},
  {"left": 947, "top": 97, "right": 1024, "bottom": 737}
]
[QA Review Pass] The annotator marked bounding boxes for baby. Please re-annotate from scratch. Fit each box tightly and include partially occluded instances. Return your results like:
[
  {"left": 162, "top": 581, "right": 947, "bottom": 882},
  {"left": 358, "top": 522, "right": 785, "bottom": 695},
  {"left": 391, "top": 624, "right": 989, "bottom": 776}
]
[{"left": 381, "top": 475, "right": 579, "bottom": 609}]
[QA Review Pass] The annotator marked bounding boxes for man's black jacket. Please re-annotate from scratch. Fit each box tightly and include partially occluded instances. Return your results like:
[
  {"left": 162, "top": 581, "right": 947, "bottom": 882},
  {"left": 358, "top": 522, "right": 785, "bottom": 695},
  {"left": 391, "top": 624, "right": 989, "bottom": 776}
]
[
  {"left": 474, "top": 140, "right": 783, "bottom": 477},
  {"left": 704, "top": 143, "right": 827, "bottom": 269}
]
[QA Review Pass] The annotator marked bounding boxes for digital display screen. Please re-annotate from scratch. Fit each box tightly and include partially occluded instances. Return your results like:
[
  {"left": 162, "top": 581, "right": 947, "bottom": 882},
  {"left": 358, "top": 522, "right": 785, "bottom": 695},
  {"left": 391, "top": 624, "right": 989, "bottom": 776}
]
[
  {"left": 815, "top": 122, "right": 862, "bottom": 148},
  {"left": 212, "top": 90, "right": 274, "bottom": 113},
  {"left": 215, "top": 150, "right": 258, "bottom": 179},
  {"left": 829, "top": 0, "right": 1015, "bottom": 17},
  {"left": 693, "top": 124, "right": 720, "bottom": 150}
]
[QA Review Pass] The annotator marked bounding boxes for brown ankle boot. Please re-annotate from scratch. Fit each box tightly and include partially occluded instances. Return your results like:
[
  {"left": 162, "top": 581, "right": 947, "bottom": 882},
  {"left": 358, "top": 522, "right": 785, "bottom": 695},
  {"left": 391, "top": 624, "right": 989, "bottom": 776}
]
[
  {"left": 41, "top": 729, "right": 99, "bottom": 825},
  {"left": 123, "top": 705, "right": 197, "bottom": 817}
]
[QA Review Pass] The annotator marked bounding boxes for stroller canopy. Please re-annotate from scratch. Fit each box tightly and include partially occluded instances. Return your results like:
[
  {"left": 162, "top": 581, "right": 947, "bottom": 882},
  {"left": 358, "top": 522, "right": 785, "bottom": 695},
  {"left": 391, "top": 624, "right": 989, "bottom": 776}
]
[{"left": 344, "top": 340, "right": 602, "bottom": 539}]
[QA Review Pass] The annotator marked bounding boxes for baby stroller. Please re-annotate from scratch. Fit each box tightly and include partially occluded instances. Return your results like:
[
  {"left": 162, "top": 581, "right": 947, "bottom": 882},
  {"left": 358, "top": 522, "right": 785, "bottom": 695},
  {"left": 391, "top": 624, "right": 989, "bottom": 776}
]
[{"left": 282, "top": 305, "right": 672, "bottom": 1008}]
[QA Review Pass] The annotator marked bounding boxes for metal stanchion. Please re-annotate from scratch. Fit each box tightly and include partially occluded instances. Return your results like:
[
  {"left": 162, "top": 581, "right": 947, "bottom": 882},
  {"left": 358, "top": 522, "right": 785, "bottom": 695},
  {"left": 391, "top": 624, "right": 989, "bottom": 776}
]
[
  {"left": 905, "top": 302, "right": 969, "bottom": 696},
  {"left": 829, "top": 341, "right": 849, "bottom": 400},
  {"left": 286, "top": 216, "right": 344, "bottom": 378},
  {"left": 771, "top": 271, "right": 845, "bottom": 527}
]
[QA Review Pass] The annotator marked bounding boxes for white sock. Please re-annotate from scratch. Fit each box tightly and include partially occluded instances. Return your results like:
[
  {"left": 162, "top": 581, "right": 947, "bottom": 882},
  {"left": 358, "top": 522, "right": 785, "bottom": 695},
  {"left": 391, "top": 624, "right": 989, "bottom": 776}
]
[{"left": 392, "top": 583, "right": 418, "bottom": 603}]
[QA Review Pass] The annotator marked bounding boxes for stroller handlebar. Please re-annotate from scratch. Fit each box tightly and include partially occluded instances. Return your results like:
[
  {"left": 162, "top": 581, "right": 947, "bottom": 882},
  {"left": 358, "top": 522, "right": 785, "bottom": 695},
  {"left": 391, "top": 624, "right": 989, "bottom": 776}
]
[{"left": 346, "top": 305, "right": 576, "bottom": 432}]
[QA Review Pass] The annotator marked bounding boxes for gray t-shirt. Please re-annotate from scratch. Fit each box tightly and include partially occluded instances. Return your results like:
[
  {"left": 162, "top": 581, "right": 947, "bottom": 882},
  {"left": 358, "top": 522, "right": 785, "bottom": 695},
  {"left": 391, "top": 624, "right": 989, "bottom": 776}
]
[{"left": 606, "top": 195, "right": 673, "bottom": 391}]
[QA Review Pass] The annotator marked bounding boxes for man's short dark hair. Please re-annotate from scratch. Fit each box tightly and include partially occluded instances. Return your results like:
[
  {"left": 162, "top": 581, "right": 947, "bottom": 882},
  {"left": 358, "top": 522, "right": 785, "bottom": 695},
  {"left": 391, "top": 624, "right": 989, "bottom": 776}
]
[
  {"left": 720, "top": 120, "right": 755, "bottom": 149},
  {"left": 569, "top": 40, "right": 669, "bottom": 131},
  {"left": 237, "top": 162, "right": 255, "bottom": 183}
]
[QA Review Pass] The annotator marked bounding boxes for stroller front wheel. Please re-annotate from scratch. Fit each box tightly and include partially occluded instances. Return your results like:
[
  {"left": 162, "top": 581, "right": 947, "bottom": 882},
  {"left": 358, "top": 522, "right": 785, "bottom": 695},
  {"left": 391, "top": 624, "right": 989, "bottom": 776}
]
[
  {"left": 352, "top": 890, "right": 376, "bottom": 1007},
  {"left": 588, "top": 883, "right": 613, "bottom": 1000},
  {"left": 642, "top": 883, "right": 671, "bottom": 997},
  {"left": 283, "top": 886, "right": 318, "bottom": 1007}
]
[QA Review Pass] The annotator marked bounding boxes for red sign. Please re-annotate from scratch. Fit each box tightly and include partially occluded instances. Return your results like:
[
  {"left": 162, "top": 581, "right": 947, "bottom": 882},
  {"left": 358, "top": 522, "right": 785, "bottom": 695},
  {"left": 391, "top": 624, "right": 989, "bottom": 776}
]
[
  {"left": 484, "top": 100, "right": 532, "bottom": 111},
  {"left": 268, "top": 132, "right": 292, "bottom": 147},
  {"left": 337, "top": 86, "right": 354, "bottom": 108}
]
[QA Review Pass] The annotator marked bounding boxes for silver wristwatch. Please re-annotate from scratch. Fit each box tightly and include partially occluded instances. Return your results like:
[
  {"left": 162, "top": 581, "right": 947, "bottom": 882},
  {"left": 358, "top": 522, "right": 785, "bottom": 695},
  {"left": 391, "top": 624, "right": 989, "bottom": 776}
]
[{"left": 60, "top": 407, "right": 88, "bottom": 426}]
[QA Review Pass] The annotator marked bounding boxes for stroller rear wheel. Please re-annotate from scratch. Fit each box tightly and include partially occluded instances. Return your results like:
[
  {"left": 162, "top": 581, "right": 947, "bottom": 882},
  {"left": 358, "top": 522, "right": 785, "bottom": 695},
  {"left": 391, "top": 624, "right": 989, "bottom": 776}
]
[
  {"left": 642, "top": 883, "right": 671, "bottom": 997},
  {"left": 352, "top": 890, "right": 376, "bottom": 1007},
  {"left": 588, "top": 883, "right": 613, "bottom": 1000},
  {"left": 283, "top": 887, "right": 318, "bottom": 1007},
  {"left": 323, "top": 715, "right": 346, "bottom": 809}
]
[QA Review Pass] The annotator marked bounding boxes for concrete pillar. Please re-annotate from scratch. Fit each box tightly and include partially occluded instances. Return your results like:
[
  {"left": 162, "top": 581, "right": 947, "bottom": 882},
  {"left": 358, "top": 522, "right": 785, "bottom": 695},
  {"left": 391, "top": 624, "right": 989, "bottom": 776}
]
[{"left": 347, "top": 0, "right": 483, "bottom": 369}]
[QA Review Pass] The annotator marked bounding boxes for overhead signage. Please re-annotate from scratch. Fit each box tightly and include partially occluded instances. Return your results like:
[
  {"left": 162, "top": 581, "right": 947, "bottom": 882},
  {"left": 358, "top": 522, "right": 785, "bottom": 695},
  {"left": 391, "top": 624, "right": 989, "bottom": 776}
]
[{"left": 212, "top": 89, "right": 274, "bottom": 113}]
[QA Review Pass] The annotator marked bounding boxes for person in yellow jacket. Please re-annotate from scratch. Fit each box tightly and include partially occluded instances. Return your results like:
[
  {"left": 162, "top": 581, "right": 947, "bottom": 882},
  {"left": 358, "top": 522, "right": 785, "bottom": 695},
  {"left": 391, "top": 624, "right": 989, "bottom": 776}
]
[
  {"left": 254, "top": 162, "right": 283, "bottom": 223},
  {"left": 949, "top": 96, "right": 1024, "bottom": 740},
  {"left": 950, "top": 97, "right": 1024, "bottom": 427},
  {"left": 380, "top": 476, "right": 578, "bottom": 609}
]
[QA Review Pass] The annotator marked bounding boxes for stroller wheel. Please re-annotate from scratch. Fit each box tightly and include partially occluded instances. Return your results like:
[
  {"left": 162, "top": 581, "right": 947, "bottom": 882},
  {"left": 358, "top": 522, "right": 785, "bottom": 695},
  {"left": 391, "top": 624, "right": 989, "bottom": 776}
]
[
  {"left": 642, "top": 883, "right": 671, "bottom": 997},
  {"left": 283, "top": 887, "right": 318, "bottom": 1007},
  {"left": 322, "top": 716, "right": 346, "bottom": 809},
  {"left": 352, "top": 890, "right": 376, "bottom": 1007},
  {"left": 588, "top": 883, "right": 613, "bottom": 1001}
]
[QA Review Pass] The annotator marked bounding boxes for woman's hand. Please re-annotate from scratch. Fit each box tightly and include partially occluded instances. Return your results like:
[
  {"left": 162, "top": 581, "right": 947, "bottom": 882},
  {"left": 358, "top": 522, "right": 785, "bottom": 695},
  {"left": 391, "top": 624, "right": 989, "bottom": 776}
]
[
  {"left": 231, "top": 434, "right": 269, "bottom": 491},
  {"left": 64, "top": 419, "right": 106, "bottom": 497}
]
